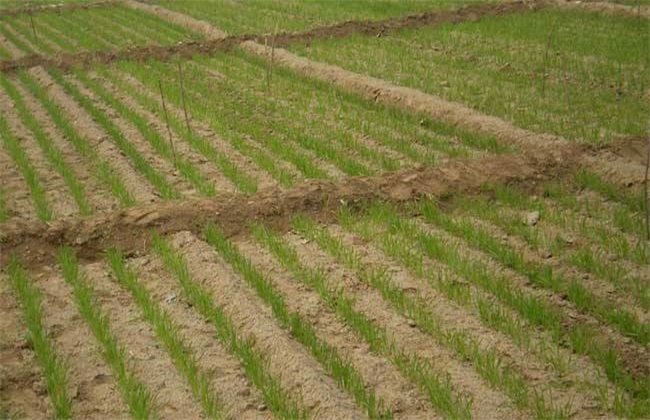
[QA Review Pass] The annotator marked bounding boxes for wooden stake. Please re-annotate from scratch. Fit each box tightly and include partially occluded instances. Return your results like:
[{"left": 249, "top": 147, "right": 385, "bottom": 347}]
[
  {"left": 29, "top": 14, "right": 38, "bottom": 45},
  {"left": 541, "top": 19, "right": 558, "bottom": 97},
  {"left": 645, "top": 136, "right": 650, "bottom": 240},
  {"left": 177, "top": 61, "right": 191, "bottom": 134},
  {"left": 158, "top": 80, "right": 177, "bottom": 168}
]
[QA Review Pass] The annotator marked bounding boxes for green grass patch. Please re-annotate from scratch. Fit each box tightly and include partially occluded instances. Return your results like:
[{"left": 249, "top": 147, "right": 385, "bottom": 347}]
[
  {"left": 291, "top": 8, "right": 650, "bottom": 143},
  {"left": 151, "top": 234, "right": 308, "bottom": 419},
  {"left": 57, "top": 247, "right": 156, "bottom": 419},
  {"left": 6, "top": 256, "right": 72, "bottom": 419}
]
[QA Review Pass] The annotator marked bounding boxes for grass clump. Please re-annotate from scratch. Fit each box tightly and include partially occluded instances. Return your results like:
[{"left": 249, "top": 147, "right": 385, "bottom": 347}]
[
  {"left": 106, "top": 248, "right": 223, "bottom": 419},
  {"left": 203, "top": 223, "right": 390, "bottom": 419},
  {"left": 151, "top": 234, "right": 308, "bottom": 419},
  {"left": 19, "top": 71, "right": 135, "bottom": 207},
  {"left": 48, "top": 68, "right": 179, "bottom": 200},
  {"left": 252, "top": 223, "right": 472, "bottom": 419},
  {"left": 6, "top": 256, "right": 72, "bottom": 419},
  {"left": 57, "top": 247, "right": 156, "bottom": 419}
]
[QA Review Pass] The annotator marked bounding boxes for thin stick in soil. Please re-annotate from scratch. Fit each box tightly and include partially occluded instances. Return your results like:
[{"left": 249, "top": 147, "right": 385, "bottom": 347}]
[
  {"left": 158, "top": 79, "right": 177, "bottom": 168},
  {"left": 177, "top": 61, "right": 191, "bottom": 134}
]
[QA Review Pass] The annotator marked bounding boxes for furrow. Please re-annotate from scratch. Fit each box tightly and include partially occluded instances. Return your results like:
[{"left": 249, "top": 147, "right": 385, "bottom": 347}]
[
  {"left": 235, "top": 239, "right": 434, "bottom": 419},
  {"left": 166, "top": 231, "right": 363, "bottom": 419},
  {"left": 0, "top": 82, "right": 77, "bottom": 218},
  {"left": 14, "top": 75, "right": 118, "bottom": 213},
  {"left": 0, "top": 277, "right": 51, "bottom": 419},
  {"left": 126, "top": 252, "right": 270, "bottom": 419},
  {"left": 82, "top": 260, "right": 205, "bottom": 419},
  {"left": 32, "top": 266, "right": 129, "bottom": 419},
  {"left": 29, "top": 66, "right": 155, "bottom": 204},
  {"left": 0, "top": 145, "right": 36, "bottom": 221}
]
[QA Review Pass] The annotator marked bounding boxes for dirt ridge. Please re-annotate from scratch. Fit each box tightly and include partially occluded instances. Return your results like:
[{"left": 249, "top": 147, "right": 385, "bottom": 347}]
[
  {"left": 0, "top": 146, "right": 583, "bottom": 270},
  {"left": 0, "top": 0, "right": 118, "bottom": 17},
  {"left": 0, "top": 1, "right": 540, "bottom": 73}
]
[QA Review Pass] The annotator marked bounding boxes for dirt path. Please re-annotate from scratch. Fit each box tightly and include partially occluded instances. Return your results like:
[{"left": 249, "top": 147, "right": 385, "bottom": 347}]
[
  {"left": 168, "top": 231, "right": 364, "bottom": 418},
  {"left": 0, "top": 147, "right": 581, "bottom": 269},
  {"left": 0, "top": 278, "right": 52, "bottom": 419},
  {"left": 30, "top": 66, "right": 157, "bottom": 205}
]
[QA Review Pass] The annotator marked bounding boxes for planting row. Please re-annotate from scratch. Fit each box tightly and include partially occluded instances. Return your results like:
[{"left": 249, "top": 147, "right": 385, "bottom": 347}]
[
  {"left": 0, "top": 4, "right": 201, "bottom": 59},
  {"left": 289, "top": 7, "right": 649, "bottom": 143},
  {"left": 151, "top": 0, "right": 489, "bottom": 35},
  {"left": 3, "top": 193, "right": 647, "bottom": 418},
  {"left": 0, "top": 46, "right": 508, "bottom": 221}
]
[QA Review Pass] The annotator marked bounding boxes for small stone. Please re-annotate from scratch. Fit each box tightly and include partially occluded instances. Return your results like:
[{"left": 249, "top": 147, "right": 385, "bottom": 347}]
[
  {"left": 524, "top": 211, "right": 540, "bottom": 226},
  {"left": 257, "top": 404, "right": 267, "bottom": 412},
  {"left": 407, "top": 319, "right": 417, "bottom": 328},
  {"left": 164, "top": 293, "right": 177, "bottom": 303},
  {"left": 541, "top": 250, "right": 552, "bottom": 259}
]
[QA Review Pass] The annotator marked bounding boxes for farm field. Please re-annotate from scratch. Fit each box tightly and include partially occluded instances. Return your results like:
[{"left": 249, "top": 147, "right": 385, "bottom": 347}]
[{"left": 0, "top": 1, "right": 648, "bottom": 420}]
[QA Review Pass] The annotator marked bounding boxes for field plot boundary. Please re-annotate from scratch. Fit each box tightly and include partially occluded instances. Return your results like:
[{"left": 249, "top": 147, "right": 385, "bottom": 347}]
[
  {"left": 6, "top": 0, "right": 649, "bottom": 73},
  {"left": 0, "top": 149, "right": 583, "bottom": 269},
  {"left": 0, "top": 0, "right": 118, "bottom": 17}
]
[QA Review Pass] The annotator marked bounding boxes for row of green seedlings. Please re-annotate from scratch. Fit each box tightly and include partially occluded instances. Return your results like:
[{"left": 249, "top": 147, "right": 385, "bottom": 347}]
[
  {"left": 289, "top": 216, "right": 574, "bottom": 418},
  {"left": 190, "top": 50, "right": 509, "bottom": 175},
  {"left": 424, "top": 193, "right": 648, "bottom": 345},
  {"left": 1, "top": 5, "right": 198, "bottom": 57},
  {"left": 97, "top": 65, "right": 258, "bottom": 194},
  {"left": 0, "top": 72, "right": 92, "bottom": 215},
  {"left": 117, "top": 49, "right": 510, "bottom": 189},
  {"left": 6, "top": 243, "right": 307, "bottom": 418},
  {"left": 464, "top": 182, "right": 648, "bottom": 310},
  {"left": 347, "top": 200, "right": 647, "bottom": 417},
  {"left": 199, "top": 49, "right": 511, "bottom": 159},
  {"left": 0, "top": 69, "right": 137, "bottom": 222}
]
